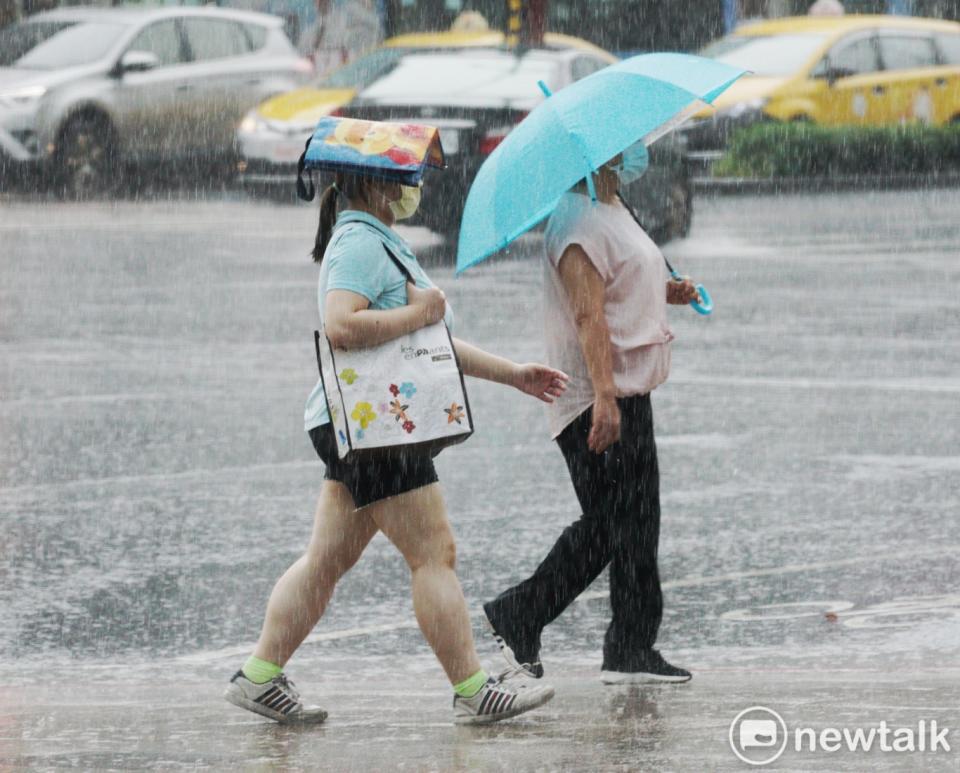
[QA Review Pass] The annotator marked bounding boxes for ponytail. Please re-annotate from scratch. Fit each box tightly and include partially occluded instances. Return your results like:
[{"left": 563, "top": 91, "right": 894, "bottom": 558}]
[
  {"left": 311, "top": 172, "right": 374, "bottom": 264},
  {"left": 312, "top": 180, "right": 340, "bottom": 263}
]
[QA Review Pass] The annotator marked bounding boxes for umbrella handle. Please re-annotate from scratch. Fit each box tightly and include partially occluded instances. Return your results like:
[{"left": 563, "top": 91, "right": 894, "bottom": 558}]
[
  {"left": 671, "top": 271, "right": 713, "bottom": 315},
  {"left": 691, "top": 284, "right": 713, "bottom": 315}
]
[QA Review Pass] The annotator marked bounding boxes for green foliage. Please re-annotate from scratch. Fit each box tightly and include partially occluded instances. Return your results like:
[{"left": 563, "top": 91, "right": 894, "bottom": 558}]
[{"left": 713, "top": 123, "right": 960, "bottom": 178}]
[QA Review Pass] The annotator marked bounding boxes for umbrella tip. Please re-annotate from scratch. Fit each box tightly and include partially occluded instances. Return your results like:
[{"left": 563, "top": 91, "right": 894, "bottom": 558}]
[{"left": 537, "top": 80, "right": 552, "bottom": 98}]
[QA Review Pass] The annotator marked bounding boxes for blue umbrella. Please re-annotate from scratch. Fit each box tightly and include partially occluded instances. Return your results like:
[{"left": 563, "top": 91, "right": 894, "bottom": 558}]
[{"left": 455, "top": 53, "right": 747, "bottom": 291}]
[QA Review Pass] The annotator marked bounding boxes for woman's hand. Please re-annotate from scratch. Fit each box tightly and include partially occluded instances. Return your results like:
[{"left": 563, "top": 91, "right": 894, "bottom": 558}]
[
  {"left": 406, "top": 282, "right": 446, "bottom": 327},
  {"left": 511, "top": 363, "right": 569, "bottom": 403},
  {"left": 666, "top": 277, "right": 701, "bottom": 305},
  {"left": 588, "top": 395, "right": 621, "bottom": 454}
]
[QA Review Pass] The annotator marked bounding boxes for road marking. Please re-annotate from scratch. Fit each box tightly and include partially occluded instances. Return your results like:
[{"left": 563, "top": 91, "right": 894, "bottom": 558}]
[
  {"left": 572, "top": 545, "right": 960, "bottom": 604},
  {"left": 178, "top": 544, "right": 960, "bottom": 665},
  {"left": 670, "top": 374, "right": 960, "bottom": 395},
  {"left": 0, "top": 461, "right": 317, "bottom": 498}
]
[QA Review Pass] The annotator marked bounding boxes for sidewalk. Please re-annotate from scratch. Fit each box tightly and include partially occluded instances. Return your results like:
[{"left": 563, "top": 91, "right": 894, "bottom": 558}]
[{"left": 2, "top": 667, "right": 957, "bottom": 772}]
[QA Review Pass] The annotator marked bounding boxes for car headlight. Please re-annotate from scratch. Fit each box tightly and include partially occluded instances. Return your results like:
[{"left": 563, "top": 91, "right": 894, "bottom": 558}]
[
  {"left": 239, "top": 110, "right": 268, "bottom": 134},
  {"left": 720, "top": 97, "right": 769, "bottom": 120},
  {"left": 0, "top": 85, "right": 47, "bottom": 107}
]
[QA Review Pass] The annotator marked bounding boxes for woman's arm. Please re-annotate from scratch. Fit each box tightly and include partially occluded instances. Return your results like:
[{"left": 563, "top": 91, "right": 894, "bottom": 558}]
[
  {"left": 557, "top": 243, "right": 620, "bottom": 453},
  {"left": 324, "top": 283, "right": 446, "bottom": 349},
  {"left": 453, "top": 338, "right": 568, "bottom": 404},
  {"left": 451, "top": 338, "right": 516, "bottom": 385}
]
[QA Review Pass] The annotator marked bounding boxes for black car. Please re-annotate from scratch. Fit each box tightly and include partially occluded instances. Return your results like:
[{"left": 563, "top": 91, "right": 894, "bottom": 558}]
[{"left": 342, "top": 47, "right": 692, "bottom": 246}]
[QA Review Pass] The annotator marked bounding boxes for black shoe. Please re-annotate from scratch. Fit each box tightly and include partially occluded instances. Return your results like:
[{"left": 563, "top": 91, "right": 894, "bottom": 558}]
[
  {"left": 483, "top": 601, "right": 544, "bottom": 679},
  {"left": 600, "top": 650, "right": 691, "bottom": 684}
]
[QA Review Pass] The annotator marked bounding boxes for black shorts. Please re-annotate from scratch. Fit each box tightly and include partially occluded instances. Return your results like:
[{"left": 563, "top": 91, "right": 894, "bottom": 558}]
[{"left": 308, "top": 423, "right": 439, "bottom": 509}]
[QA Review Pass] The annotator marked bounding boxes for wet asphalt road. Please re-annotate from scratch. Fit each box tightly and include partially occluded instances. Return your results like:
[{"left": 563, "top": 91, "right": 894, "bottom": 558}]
[{"left": 1, "top": 187, "right": 958, "bottom": 770}]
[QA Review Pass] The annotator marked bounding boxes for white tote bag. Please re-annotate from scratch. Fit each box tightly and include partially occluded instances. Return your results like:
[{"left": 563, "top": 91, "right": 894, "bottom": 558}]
[{"left": 314, "top": 244, "right": 473, "bottom": 461}]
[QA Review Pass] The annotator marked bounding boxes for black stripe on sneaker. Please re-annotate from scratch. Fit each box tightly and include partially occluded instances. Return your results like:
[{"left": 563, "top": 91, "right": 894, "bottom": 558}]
[
  {"left": 477, "top": 689, "right": 496, "bottom": 715},
  {"left": 256, "top": 687, "right": 280, "bottom": 705},
  {"left": 504, "top": 694, "right": 517, "bottom": 713},
  {"left": 273, "top": 697, "right": 294, "bottom": 714},
  {"left": 266, "top": 693, "right": 290, "bottom": 710},
  {"left": 281, "top": 699, "right": 298, "bottom": 715}
]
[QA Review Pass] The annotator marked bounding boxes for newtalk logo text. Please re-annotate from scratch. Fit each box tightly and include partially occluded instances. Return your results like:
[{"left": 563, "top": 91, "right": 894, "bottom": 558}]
[
  {"left": 796, "top": 720, "right": 950, "bottom": 753},
  {"left": 730, "top": 707, "right": 952, "bottom": 766}
]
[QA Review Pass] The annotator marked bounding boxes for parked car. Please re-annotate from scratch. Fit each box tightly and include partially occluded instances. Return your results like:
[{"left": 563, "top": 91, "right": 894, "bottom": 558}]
[
  {"left": 685, "top": 15, "right": 960, "bottom": 151},
  {"left": 237, "top": 28, "right": 614, "bottom": 181},
  {"left": 341, "top": 47, "right": 692, "bottom": 245},
  {"left": 0, "top": 6, "right": 312, "bottom": 196}
]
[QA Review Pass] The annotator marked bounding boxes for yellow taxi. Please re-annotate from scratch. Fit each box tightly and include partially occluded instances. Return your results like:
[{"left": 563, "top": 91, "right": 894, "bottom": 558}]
[
  {"left": 686, "top": 15, "right": 960, "bottom": 149},
  {"left": 237, "top": 29, "right": 615, "bottom": 180}
]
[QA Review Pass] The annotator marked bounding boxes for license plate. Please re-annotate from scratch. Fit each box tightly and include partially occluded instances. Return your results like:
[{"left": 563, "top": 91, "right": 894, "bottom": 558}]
[
  {"left": 270, "top": 140, "right": 306, "bottom": 164},
  {"left": 438, "top": 128, "right": 459, "bottom": 155}
]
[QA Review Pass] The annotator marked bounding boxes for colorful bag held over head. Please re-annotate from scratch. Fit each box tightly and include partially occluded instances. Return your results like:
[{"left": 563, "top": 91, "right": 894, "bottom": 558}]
[{"left": 314, "top": 245, "right": 473, "bottom": 461}]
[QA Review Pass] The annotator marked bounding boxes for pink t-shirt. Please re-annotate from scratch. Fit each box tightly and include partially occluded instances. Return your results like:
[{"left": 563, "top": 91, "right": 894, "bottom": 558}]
[{"left": 543, "top": 192, "right": 673, "bottom": 438}]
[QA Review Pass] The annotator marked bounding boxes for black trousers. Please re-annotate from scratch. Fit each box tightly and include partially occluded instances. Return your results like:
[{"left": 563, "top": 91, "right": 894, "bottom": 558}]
[{"left": 486, "top": 393, "right": 663, "bottom": 670}]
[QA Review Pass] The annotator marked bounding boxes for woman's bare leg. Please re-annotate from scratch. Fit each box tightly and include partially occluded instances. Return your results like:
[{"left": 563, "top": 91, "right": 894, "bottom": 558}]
[
  {"left": 364, "top": 483, "right": 482, "bottom": 685},
  {"left": 253, "top": 480, "right": 378, "bottom": 667}
]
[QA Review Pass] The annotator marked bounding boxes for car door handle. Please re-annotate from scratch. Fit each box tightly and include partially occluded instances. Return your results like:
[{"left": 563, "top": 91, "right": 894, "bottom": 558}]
[{"left": 872, "top": 85, "right": 885, "bottom": 96}]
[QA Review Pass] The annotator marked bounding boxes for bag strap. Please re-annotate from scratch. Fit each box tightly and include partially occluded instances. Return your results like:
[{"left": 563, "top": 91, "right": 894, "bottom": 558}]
[
  {"left": 379, "top": 241, "right": 415, "bottom": 284},
  {"left": 616, "top": 191, "right": 678, "bottom": 278},
  {"left": 337, "top": 220, "right": 418, "bottom": 285}
]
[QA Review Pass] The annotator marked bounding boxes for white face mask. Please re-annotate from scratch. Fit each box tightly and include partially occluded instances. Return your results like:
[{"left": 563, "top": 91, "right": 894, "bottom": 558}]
[
  {"left": 386, "top": 184, "right": 422, "bottom": 220},
  {"left": 608, "top": 142, "right": 649, "bottom": 185}
]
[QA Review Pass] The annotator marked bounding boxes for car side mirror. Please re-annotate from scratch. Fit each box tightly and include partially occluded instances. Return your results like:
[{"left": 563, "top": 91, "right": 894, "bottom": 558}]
[{"left": 118, "top": 50, "right": 160, "bottom": 75}]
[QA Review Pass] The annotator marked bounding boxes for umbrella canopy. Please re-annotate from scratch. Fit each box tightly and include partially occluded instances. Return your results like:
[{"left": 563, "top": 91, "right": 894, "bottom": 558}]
[{"left": 455, "top": 53, "right": 746, "bottom": 273}]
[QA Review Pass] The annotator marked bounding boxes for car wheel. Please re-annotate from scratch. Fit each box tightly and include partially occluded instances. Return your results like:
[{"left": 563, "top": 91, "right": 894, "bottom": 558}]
[
  {"left": 54, "top": 114, "right": 119, "bottom": 200},
  {"left": 664, "top": 179, "right": 693, "bottom": 242}
]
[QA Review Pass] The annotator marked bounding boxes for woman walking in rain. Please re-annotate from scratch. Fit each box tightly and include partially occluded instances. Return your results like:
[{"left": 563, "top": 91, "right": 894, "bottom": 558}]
[
  {"left": 224, "top": 119, "right": 566, "bottom": 725},
  {"left": 483, "top": 144, "right": 699, "bottom": 684}
]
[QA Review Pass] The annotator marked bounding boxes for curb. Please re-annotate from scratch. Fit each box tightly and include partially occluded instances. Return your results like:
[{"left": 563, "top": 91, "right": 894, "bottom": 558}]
[{"left": 692, "top": 173, "right": 960, "bottom": 196}]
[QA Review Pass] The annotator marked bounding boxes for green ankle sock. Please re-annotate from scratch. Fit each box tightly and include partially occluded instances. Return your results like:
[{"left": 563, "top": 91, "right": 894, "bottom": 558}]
[
  {"left": 242, "top": 655, "right": 282, "bottom": 684},
  {"left": 453, "top": 669, "right": 488, "bottom": 698}
]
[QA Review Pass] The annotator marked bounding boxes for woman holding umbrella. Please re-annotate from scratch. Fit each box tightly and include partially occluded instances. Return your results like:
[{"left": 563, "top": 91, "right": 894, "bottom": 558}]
[
  {"left": 224, "top": 117, "right": 565, "bottom": 725},
  {"left": 483, "top": 143, "right": 700, "bottom": 684},
  {"left": 454, "top": 52, "right": 745, "bottom": 686}
]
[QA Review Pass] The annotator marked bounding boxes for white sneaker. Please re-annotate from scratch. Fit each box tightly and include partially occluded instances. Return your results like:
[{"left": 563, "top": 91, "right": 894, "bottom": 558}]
[
  {"left": 224, "top": 671, "right": 328, "bottom": 724},
  {"left": 453, "top": 670, "right": 554, "bottom": 725}
]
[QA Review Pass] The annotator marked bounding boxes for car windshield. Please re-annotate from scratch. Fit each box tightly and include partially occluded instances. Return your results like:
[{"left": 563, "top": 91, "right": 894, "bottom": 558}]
[
  {"left": 0, "top": 19, "right": 128, "bottom": 70},
  {"left": 358, "top": 51, "right": 560, "bottom": 104},
  {"left": 702, "top": 33, "right": 828, "bottom": 77},
  {"left": 316, "top": 48, "right": 409, "bottom": 89}
]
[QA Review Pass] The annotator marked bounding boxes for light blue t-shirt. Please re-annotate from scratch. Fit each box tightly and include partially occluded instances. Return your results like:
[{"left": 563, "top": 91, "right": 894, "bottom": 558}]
[{"left": 304, "top": 210, "right": 454, "bottom": 431}]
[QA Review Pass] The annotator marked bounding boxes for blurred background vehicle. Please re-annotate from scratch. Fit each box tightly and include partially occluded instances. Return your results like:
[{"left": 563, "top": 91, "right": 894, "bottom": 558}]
[
  {"left": 236, "top": 28, "right": 607, "bottom": 178},
  {"left": 343, "top": 46, "right": 691, "bottom": 245},
  {"left": 237, "top": 29, "right": 507, "bottom": 181},
  {"left": 683, "top": 15, "right": 960, "bottom": 151},
  {"left": 0, "top": 5, "right": 312, "bottom": 196},
  {"left": 239, "top": 30, "right": 691, "bottom": 246}
]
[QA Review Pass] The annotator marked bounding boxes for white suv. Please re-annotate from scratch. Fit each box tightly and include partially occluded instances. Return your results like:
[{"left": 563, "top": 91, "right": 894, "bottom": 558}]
[{"left": 0, "top": 6, "right": 312, "bottom": 196}]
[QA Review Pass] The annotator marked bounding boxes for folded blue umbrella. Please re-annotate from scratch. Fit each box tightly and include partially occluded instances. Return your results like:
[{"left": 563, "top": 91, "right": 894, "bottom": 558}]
[{"left": 455, "top": 53, "right": 746, "bottom": 275}]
